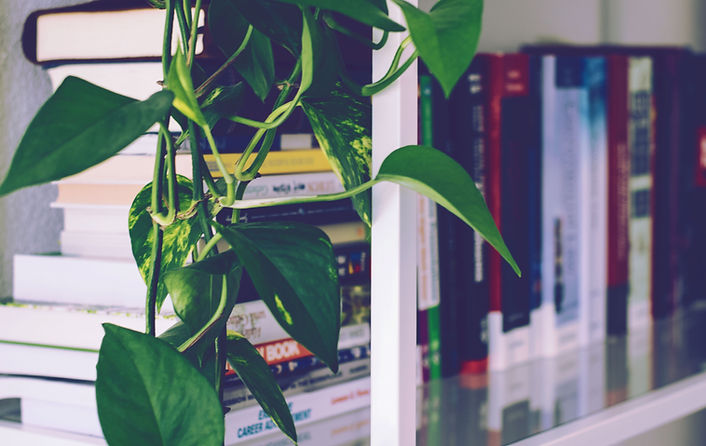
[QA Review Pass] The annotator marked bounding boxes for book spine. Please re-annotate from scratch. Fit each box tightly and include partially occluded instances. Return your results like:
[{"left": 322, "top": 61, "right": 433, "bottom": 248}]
[
  {"left": 223, "top": 345, "right": 370, "bottom": 395},
  {"left": 487, "top": 54, "right": 532, "bottom": 370},
  {"left": 216, "top": 199, "right": 358, "bottom": 226},
  {"left": 204, "top": 150, "right": 332, "bottom": 177},
  {"left": 421, "top": 68, "right": 458, "bottom": 377},
  {"left": 585, "top": 57, "right": 608, "bottom": 344},
  {"left": 606, "top": 55, "right": 630, "bottom": 336},
  {"left": 417, "top": 73, "right": 442, "bottom": 382},
  {"left": 627, "top": 56, "right": 654, "bottom": 329},
  {"left": 449, "top": 56, "right": 489, "bottom": 373},
  {"left": 541, "top": 55, "right": 583, "bottom": 355},
  {"left": 651, "top": 53, "right": 686, "bottom": 318},
  {"left": 223, "top": 377, "right": 371, "bottom": 443},
  {"left": 527, "top": 55, "right": 544, "bottom": 358}
]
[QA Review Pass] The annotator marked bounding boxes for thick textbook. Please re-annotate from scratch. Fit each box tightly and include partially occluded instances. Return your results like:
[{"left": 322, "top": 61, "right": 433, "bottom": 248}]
[{"left": 23, "top": 1, "right": 206, "bottom": 64}]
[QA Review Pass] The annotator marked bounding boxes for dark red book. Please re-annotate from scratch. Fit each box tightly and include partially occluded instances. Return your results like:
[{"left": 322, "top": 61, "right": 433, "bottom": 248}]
[
  {"left": 605, "top": 54, "right": 630, "bottom": 335},
  {"left": 485, "top": 53, "right": 532, "bottom": 370}
]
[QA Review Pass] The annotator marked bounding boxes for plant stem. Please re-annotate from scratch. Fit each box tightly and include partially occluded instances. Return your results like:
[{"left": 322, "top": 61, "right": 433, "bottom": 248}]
[
  {"left": 220, "top": 178, "right": 381, "bottom": 209},
  {"left": 203, "top": 125, "right": 236, "bottom": 205},
  {"left": 178, "top": 275, "right": 229, "bottom": 352},
  {"left": 186, "top": 0, "right": 202, "bottom": 67},
  {"left": 151, "top": 124, "right": 179, "bottom": 226},
  {"left": 194, "top": 26, "right": 254, "bottom": 99},
  {"left": 197, "top": 232, "right": 223, "bottom": 262},
  {"left": 161, "top": 0, "right": 175, "bottom": 80},
  {"left": 188, "top": 121, "right": 214, "bottom": 245},
  {"left": 145, "top": 125, "right": 169, "bottom": 336},
  {"left": 174, "top": 1, "right": 190, "bottom": 51},
  {"left": 322, "top": 13, "right": 388, "bottom": 50},
  {"left": 145, "top": 222, "right": 164, "bottom": 336},
  {"left": 340, "top": 36, "right": 417, "bottom": 97}
]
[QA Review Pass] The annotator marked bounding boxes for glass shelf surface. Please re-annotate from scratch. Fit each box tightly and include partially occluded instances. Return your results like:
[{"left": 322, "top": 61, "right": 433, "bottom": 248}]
[{"left": 2, "top": 304, "right": 706, "bottom": 445}]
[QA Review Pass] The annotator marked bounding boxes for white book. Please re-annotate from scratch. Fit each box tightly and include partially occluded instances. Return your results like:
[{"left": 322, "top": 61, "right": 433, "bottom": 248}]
[
  {"left": 0, "top": 376, "right": 370, "bottom": 445},
  {"left": 0, "top": 303, "right": 175, "bottom": 351},
  {"left": 224, "top": 377, "right": 370, "bottom": 444},
  {"left": 538, "top": 55, "right": 583, "bottom": 356},
  {"left": 13, "top": 253, "right": 148, "bottom": 308},
  {"left": 416, "top": 194, "right": 440, "bottom": 313},
  {"left": 0, "top": 343, "right": 100, "bottom": 381},
  {"left": 585, "top": 57, "right": 608, "bottom": 345},
  {"left": 34, "top": 8, "right": 204, "bottom": 63},
  {"left": 236, "top": 407, "right": 369, "bottom": 446},
  {"left": 60, "top": 230, "right": 133, "bottom": 260},
  {"left": 627, "top": 56, "right": 654, "bottom": 330},
  {"left": 54, "top": 204, "right": 130, "bottom": 234},
  {"left": 47, "top": 62, "right": 164, "bottom": 102}
]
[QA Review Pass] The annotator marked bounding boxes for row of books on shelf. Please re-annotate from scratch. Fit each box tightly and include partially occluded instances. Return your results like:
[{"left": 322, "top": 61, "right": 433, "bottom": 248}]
[{"left": 415, "top": 44, "right": 706, "bottom": 377}]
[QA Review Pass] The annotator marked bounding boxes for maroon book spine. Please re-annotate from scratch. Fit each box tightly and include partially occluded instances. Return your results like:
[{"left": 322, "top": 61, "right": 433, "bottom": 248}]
[{"left": 606, "top": 54, "right": 630, "bottom": 335}]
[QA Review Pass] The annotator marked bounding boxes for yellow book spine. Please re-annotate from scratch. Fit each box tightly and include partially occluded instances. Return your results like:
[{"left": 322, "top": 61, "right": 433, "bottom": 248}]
[{"left": 204, "top": 149, "right": 332, "bottom": 177}]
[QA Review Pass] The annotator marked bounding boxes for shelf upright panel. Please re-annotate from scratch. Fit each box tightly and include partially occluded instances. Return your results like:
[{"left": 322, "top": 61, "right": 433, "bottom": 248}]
[{"left": 370, "top": 1, "right": 418, "bottom": 445}]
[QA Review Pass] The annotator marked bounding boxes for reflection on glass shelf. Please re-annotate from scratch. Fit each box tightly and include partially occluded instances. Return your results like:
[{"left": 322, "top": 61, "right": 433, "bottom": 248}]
[
  {"left": 2, "top": 306, "right": 706, "bottom": 445},
  {"left": 416, "top": 304, "right": 706, "bottom": 445}
]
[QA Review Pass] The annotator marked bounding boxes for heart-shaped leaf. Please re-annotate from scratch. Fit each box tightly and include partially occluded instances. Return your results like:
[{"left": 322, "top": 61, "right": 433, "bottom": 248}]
[
  {"left": 164, "top": 251, "right": 242, "bottom": 338},
  {"left": 376, "top": 145, "right": 520, "bottom": 276},
  {"left": 228, "top": 0, "right": 302, "bottom": 56},
  {"left": 208, "top": 0, "right": 275, "bottom": 101},
  {"left": 237, "top": 30, "right": 275, "bottom": 101},
  {"left": 167, "top": 48, "right": 207, "bottom": 126},
  {"left": 129, "top": 176, "right": 204, "bottom": 311},
  {"left": 213, "top": 221, "right": 340, "bottom": 371},
  {"left": 392, "top": 0, "right": 483, "bottom": 97},
  {"left": 0, "top": 77, "right": 173, "bottom": 196},
  {"left": 274, "top": 0, "right": 404, "bottom": 32},
  {"left": 301, "top": 83, "right": 371, "bottom": 226},
  {"left": 225, "top": 333, "right": 296, "bottom": 443},
  {"left": 96, "top": 324, "right": 224, "bottom": 446}
]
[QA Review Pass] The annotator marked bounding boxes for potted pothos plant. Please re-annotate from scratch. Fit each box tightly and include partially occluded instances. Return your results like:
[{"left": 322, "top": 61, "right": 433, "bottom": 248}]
[{"left": 0, "top": 0, "right": 519, "bottom": 444}]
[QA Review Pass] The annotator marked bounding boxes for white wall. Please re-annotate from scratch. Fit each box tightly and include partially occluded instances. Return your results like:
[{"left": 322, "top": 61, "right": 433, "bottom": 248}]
[
  {"left": 478, "top": 0, "right": 603, "bottom": 52},
  {"left": 0, "top": 1, "right": 82, "bottom": 297},
  {"left": 602, "top": 0, "right": 706, "bottom": 51}
]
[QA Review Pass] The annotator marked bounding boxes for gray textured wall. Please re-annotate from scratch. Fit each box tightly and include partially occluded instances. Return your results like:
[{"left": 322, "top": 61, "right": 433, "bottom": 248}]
[{"left": 0, "top": 1, "right": 82, "bottom": 297}]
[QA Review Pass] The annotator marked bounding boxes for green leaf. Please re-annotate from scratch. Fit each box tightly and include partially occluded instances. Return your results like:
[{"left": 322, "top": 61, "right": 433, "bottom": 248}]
[
  {"left": 229, "top": 0, "right": 302, "bottom": 56},
  {"left": 202, "top": 83, "right": 247, "bottom": 129},
  {"left": 377, "top": 145, "right": 520, "bottom": 276},
  {"left": 128, "top": 176, "right": 204, "bottom": 311},
  {"left": 0, "top": 77, "right": 173, "bottom": 196},
  {"left": 274, "top": 0, "right": 404, "bottom": 32},
  {"left": 96, "top": 324, "right": 224, "bottom": 446},
  {"left": 301, "top": 83, "right": 372, "bottom": 226},
  {"left": 237, "top": 30, "right": 275, "bottom": 101},
  {"left": 392, "top": 0, "right": 483, "bottom": 97},
  {"left": 300, "top": 8, "right": 315, "bottom": 92},
  {"left": 167, "top": 48, "right": 207, "bottom": 126},
  {"left": 213, "top": 221, "right": 340, "bottom": 371},
  {"left": 305, "top": 12, "right": 341, "bottom": 98},
  {"left": 225, "top": 333, "right": 296, "bottom": 443},
  {"left": 208, "top": 0, "right": 275, "bottom": 101},
  {"left": 164, "top": 251, "right": 242, "bottom": 337}
]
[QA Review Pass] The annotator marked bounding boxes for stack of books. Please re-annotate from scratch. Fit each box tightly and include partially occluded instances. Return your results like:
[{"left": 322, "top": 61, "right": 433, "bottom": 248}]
[{"left": 4, "top": 1, "right": 372, "bottom": 442}]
